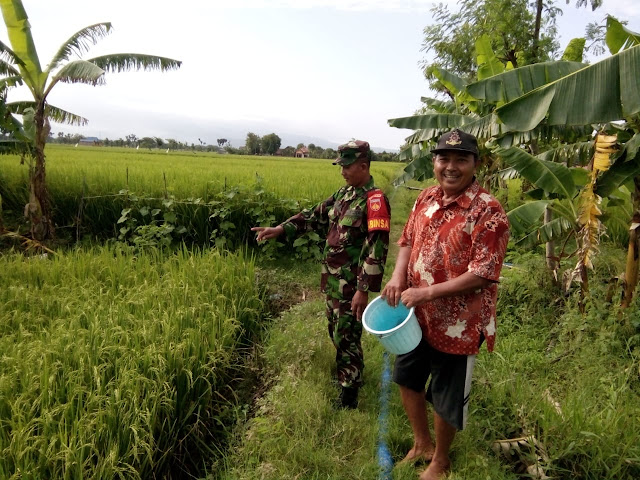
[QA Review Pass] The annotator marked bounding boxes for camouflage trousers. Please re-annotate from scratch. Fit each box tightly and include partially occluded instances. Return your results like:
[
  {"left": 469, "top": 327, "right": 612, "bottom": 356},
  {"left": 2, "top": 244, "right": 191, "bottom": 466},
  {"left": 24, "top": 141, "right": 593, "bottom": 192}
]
[{"left": 325, "top": 295, "right": 364, "bottom": 389}]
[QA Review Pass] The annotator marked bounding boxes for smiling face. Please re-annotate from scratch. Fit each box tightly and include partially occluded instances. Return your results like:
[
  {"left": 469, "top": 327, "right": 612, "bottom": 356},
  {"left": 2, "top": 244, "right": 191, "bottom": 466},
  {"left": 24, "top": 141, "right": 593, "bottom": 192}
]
[
  {"left": 341, "top": 159, "right": 370, "bottom": 188},
  {"left": 433, "top": 150, "right": 478, "bottom": 199}
]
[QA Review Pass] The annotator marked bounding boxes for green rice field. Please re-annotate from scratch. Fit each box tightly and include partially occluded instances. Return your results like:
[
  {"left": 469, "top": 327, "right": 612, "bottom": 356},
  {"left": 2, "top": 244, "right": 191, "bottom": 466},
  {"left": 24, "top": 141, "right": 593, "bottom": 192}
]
[
  {"left": 0, "top": 247, "right": 263, "bottom": 479},
  {"left": 0, "top": 145, "right": 405, "bottom": 478},
  {"left": 0, "top": 145, "right": 403, "bottom": 246},
  {"left": 0, "top": 145, "right": 402, "bottom": 206}
]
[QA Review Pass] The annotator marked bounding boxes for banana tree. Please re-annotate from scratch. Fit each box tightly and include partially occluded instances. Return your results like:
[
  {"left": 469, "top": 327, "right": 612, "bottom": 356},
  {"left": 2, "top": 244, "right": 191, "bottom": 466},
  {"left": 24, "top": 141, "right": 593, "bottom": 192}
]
[
  {"left": 0, "top": 0, "right": 181, "bottom": 240},
  {"left": 493, "top": 17, "right": 640, "bottom": 306},
  {"left": 389, "top": 35, "right": 589, "bottom": 186},
  {"left": 504, "top": 134, "right": 625, "bottom": 305}
]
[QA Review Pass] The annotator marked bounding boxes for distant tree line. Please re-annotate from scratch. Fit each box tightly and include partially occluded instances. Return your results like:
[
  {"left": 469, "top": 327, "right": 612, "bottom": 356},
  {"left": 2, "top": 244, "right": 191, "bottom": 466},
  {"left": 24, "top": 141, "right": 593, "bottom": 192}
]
[
  {"left": 46, "top": 130, "right": 399, "bottom": 161},
  {"left": 48, "top": 132, "right": 223, "bottom": 152},
  {"left": 224, "top": 132, "right": 398, "bottom": 161}
]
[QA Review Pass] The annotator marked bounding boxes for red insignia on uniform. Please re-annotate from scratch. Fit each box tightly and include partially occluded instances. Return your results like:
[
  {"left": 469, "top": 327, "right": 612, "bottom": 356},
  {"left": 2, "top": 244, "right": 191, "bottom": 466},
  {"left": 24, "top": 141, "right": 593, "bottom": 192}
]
[{"left": 367, "top": 190, "right": 390, "bottom": 232}]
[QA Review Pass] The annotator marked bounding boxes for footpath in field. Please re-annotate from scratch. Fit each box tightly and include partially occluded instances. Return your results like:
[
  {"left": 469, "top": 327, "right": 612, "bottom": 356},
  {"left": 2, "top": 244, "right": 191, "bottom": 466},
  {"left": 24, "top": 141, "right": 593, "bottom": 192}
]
[
  {"left": 216, "top": 184, "right": 640, "bottom": 480},
  {"left": 215, "top": 187, "right": 458, "bottom": 479}
]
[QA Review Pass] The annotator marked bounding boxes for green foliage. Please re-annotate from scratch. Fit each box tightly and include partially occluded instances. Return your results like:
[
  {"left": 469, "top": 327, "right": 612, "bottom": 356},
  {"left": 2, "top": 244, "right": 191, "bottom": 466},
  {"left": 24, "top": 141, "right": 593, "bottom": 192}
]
[
  {"left": 495, "top": 45, "right": 640, "bottom": 131},
  {"left": 420, "top": 0, "right": 562, "bottom": 88},
  {"left": 561, "top": 38, "right": 586, "bottom": 62},
  {"left": 475, "top": 34, "right": 508, "bottom": 80},
  {"left": 470, "top": 248, "right": 640, "bottom": 479},
  {"left": 245, "top": 132, "right": 261, "bottom": 155},
  {"left": 0, "top": 247, "right": 263, "bottom": 479},
  {"left": 0, "top": 147, "right": 401, "bottom": 258},
  {"left": 116, "top": 193, "right": 187, "bottom": 250},
  {"left": 260, "top": 133, "right": 281, "bottom": 155},
  {"left": 605, "top": 15, "right": 640, "bottom": 54}
]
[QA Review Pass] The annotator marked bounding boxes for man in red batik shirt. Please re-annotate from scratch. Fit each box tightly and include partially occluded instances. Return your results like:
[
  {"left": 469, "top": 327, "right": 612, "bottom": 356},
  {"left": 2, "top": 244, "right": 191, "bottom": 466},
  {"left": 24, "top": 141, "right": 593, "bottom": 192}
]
[{"left": 381, "top": 129, "right": 509, "bottom": 480}]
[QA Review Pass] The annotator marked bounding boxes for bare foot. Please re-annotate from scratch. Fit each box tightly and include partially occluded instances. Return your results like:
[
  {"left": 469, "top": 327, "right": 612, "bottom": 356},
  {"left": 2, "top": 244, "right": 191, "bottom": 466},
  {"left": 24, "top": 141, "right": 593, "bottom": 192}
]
[
  {"left": 418, "top": 459, "right": 450, "bottom": 480},
  {"left": 399, "top": 444, "right": 435, "bottom": 465}
]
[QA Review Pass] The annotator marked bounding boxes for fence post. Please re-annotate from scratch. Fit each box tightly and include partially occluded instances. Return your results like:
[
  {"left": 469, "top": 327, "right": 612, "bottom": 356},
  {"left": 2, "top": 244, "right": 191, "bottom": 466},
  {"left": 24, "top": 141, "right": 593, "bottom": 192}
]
[
  {"left": 163, "top": 172, "right": 168, "bottom": 199},
  {"left": 75, "top": 175, "right": 87, "bottom": 242}
]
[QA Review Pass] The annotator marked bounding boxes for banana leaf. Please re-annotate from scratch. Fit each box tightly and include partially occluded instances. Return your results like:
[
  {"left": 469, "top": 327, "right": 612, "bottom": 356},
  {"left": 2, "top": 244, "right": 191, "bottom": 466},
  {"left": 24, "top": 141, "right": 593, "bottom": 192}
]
[
  {"left": 494, "top": 45, "right": 640, "bottom": 131},
  {"left": 426, "top": 66, "right": 467, "bottom": 96},
  {"left": 595, "top": 152, "right": 640, "bottom": 197},
  {"left": 475, "top": 35, "right": 505, "bottom": 80},
  {"left": 506, "top": 200, "right": 550, "bottom": 235},
  {"left": 393, "top": 151, "right": 434, "bottom": 186},
  {"left": 498, "top": 147, "right": 577, "bottom": 199},
  {"left": 514, "top": 215, "right": 575, "bottom": 248},
  {"left": 388, "top": 113, "right": 470, "bottom": 131},
  {"left": 0, "top": 0, "right": 42, "bottom": 85},
  {"left": 620, "top": 132, "right": 640, "bottom": 164},
  {"left": 421, "top": 97, "right": 458, "bottom": 114},
  {"left": 606, "top": 15, "right": 640, "bottom": 54},
  {"left": 537, "top": 141, "right": 593, "bottom": 167},
  {"left": 561, "top": 38, "right": 586, "bottom": 62},
  {"left": 428, "top": 66, "right": 482, "bottom": 113},
  {"left": 466, "top": 61, "right": 585, "bottom": 105}
]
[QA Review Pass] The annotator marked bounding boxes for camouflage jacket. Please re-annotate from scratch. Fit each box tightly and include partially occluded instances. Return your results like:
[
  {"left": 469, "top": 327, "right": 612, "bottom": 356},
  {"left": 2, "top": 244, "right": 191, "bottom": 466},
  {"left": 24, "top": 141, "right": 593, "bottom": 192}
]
[{"left": 281, "top": 176, "right": 390, "bottom": 300}]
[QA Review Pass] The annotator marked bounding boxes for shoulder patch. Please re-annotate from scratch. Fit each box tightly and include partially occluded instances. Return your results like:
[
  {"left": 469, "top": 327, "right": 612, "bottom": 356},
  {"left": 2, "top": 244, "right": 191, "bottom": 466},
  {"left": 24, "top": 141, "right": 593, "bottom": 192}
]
[{"left": 367, "top": 189, "right": 390, "bottom": 232}]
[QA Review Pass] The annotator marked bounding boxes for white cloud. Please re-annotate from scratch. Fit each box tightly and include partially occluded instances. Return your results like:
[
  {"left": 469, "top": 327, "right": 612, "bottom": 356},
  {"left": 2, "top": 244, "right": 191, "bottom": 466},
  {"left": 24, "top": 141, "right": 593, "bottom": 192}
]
[
  {"left": 211, "top": 0, "right": 450, "bottom": 13},
  {"left": 609, "top": 0, "right": 640, "bottom": 19}
]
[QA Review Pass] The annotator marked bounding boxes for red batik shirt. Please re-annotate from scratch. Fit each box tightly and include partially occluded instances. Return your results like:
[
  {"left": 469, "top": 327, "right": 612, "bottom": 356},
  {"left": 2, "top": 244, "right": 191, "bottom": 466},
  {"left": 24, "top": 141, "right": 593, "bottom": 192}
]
[{"left": 398, "top": 181, "right": 509, "bottom": 355}]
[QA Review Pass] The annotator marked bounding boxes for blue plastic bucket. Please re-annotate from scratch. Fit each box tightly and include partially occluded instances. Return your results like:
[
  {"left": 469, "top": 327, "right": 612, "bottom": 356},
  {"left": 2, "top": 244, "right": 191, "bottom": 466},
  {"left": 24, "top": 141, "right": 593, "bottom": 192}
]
[{"left": 362, "top": 296, "right": 422, "bottom": 355}]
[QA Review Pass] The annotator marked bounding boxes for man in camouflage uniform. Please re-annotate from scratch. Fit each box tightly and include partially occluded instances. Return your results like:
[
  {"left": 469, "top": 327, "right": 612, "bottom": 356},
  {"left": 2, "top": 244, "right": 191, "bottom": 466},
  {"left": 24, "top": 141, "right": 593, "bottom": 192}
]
[{"left": 252, "top": 140, "right": 390, "bottom": 408}]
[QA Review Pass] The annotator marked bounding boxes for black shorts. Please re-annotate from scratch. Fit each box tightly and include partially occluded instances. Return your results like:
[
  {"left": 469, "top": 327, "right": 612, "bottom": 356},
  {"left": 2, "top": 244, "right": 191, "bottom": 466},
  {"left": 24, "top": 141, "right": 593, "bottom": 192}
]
[{"left": 392, "top": 339, "right": 477, "bottom": 430}]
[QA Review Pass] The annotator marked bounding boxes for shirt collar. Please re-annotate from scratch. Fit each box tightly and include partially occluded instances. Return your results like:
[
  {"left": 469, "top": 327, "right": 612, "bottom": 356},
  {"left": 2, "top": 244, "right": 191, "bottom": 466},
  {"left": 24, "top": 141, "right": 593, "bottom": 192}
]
[{"left": 348, "top": 175, "right": 375, "bottom": 193}]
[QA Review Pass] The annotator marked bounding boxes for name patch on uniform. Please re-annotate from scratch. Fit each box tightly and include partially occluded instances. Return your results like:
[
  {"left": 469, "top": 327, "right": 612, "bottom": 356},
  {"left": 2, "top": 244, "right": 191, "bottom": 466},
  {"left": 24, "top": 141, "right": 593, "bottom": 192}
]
[{"left": 367, "top": 190, "right": 390, "bottom": 232}]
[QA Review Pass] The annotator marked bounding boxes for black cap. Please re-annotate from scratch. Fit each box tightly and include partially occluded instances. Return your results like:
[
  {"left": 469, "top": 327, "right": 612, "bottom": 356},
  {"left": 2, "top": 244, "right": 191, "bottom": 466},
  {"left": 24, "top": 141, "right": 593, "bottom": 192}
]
[{"left": 431, "top": 129, "right": 479, "bottom": 157}]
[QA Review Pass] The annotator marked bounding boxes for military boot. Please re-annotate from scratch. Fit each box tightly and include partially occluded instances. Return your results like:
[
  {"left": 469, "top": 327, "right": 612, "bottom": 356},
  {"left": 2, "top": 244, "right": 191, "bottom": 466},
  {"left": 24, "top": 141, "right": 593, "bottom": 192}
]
[{"left": 339, "top": 386, "right": 359, "bottom": 409}]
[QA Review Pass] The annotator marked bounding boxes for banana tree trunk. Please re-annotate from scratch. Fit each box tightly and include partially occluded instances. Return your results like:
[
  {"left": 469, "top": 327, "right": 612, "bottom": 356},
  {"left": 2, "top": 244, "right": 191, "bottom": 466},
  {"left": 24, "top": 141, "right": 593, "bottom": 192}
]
[
  {"left": 544, "top": 207, "right": 558, "bottom": 274},
  {"left": 621, "top": 176, "right": 640, "bottom": 309},
  {"left": 529, "top": 140, "right": 558, "bottom": 277},
  {"left": 26, "top": 102, "right": 54, "bottom": 241}
]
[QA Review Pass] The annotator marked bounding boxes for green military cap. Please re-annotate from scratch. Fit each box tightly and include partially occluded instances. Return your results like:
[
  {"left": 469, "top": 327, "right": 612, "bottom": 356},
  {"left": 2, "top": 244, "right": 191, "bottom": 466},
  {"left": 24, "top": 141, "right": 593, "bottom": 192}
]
[{"left": 333, "top": 140, "right": 371, "bottom": 166}]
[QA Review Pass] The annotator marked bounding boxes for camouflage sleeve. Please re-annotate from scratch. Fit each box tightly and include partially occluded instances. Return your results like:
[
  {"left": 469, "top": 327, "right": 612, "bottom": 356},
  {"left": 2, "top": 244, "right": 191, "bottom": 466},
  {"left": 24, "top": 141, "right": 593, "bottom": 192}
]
[
  {"left": 280, "top": 194, "right": 335, "bottom": 240},
  {"left": 357, "top": 194, "right": 390, "bottom": 292}
]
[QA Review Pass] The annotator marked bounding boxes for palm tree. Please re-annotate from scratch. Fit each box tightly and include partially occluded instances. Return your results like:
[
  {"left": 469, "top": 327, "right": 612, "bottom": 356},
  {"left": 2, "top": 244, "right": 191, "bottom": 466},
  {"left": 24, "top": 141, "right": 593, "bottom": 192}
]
[{"left": 0, "top": 0, "right": 181, "bottom": 240}]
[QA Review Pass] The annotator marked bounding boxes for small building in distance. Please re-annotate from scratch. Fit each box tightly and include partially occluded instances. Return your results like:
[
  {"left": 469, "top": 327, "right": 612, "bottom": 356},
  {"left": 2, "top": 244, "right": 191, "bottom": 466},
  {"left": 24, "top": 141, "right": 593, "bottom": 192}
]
[
  {"left": 78, "top": 136, "right": 101, "bottom": 146},
  {"left": 295, "top": 146, "right": 309, "bottom": 158}
]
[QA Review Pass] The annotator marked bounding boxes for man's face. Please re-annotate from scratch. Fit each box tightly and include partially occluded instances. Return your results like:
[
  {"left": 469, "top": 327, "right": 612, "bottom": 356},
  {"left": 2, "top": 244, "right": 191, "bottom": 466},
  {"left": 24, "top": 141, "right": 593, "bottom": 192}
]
[
  {"left": 341, "top": 160, "right": 369, "bottom": 188},
  {"left": 433, "top": 150, "right": 477, "bottom": 197}
]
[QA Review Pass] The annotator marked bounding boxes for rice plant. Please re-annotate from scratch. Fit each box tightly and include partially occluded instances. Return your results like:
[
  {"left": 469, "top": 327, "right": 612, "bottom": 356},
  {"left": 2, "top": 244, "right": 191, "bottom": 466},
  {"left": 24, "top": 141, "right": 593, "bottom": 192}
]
[{"left": 0, "top": 246, "right": 263, "bottom": 479}]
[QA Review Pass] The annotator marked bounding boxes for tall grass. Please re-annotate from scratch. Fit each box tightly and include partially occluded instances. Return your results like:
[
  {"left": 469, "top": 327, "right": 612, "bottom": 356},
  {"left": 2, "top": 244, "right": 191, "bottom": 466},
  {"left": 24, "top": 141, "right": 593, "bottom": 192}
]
[
  {"left": 218, "top": 242, "right": 640, "bottom": 480},
  {"left": 0, "top": 246, "right": 263, "bottom": 479},
  {"left": 469, "top": 247, "right": 640, "bottom": 479}
]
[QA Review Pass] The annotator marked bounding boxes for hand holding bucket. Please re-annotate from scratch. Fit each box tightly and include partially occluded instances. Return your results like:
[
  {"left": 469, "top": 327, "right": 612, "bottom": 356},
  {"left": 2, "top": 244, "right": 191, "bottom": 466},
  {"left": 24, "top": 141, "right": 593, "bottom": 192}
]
[{"left": 362, "top": 296, "right": 422, "bottom": 355}]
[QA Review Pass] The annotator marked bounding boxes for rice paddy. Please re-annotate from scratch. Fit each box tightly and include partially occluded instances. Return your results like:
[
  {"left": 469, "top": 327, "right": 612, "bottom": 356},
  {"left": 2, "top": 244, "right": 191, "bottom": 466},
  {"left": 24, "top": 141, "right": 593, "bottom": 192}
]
[
  {"left": 0, "top": 247, "right": 263, "bottom": 479},
  {"left": 0, "top": 145, "right": 405, "bottom": 478}
]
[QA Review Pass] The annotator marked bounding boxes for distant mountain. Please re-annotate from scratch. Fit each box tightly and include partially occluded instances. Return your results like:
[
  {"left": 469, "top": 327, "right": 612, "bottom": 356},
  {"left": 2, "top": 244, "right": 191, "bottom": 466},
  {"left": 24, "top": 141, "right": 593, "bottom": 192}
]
[{"left": 54, "top": 110, "right": 399, "bottom": 153}]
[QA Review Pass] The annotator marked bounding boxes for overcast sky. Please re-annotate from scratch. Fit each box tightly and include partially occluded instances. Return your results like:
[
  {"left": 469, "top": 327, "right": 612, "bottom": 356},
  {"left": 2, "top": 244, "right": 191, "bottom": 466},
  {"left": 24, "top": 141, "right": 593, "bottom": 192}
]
[{"left": 2, "top": 0, "right": 640, "bottom": 151}]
